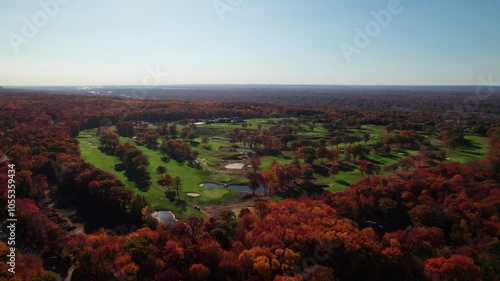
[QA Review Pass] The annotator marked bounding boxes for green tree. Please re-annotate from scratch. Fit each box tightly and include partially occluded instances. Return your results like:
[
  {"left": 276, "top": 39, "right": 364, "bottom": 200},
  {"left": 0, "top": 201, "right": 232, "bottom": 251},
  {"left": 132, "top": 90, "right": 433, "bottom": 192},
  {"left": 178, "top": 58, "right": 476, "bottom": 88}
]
[
  {"left": 173, "top": 176, "right": 182, "bottom": 200},
  {"left": 156, "top": 165, "right": 167, "bottom": 177}
]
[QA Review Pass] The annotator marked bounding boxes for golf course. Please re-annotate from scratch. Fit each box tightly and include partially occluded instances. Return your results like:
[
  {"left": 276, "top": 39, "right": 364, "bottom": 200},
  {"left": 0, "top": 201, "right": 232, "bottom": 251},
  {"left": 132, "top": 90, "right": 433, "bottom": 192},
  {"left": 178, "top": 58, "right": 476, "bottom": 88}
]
[{"left": 78, "top": 118, "right": 490, "bottom": 218}]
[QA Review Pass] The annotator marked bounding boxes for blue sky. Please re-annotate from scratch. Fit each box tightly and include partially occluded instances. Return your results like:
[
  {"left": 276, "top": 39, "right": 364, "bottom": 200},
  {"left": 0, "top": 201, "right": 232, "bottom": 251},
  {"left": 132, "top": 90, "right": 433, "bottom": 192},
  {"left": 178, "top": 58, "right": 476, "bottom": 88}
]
[{"left": 1, "top": 0, "right": 499, "bottom": 86}]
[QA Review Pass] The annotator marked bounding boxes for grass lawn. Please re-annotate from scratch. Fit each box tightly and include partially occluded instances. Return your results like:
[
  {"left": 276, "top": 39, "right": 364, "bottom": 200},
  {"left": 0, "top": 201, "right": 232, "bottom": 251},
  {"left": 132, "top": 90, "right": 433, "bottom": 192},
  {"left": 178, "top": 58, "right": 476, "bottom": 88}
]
[
  {"left": 259, "top": 155, "right": 294, "bottom": 170},
  {"left": 78, "top": 121, "right": 491, "bottom": 218},
  {"left": 129, "top": 139, "right": 240, "bottom": 205},
  {"left": 446, "top": 135, "right": 490, "bottom": 163},
  {"left": 78, "top": 131, "right": 201, "bottom": 217},
  {"left": 296, "top": 125, "right": 330, "bottom": 139},
  {"left": 79, "top": 129, "right": 238, "bottom": 219}
]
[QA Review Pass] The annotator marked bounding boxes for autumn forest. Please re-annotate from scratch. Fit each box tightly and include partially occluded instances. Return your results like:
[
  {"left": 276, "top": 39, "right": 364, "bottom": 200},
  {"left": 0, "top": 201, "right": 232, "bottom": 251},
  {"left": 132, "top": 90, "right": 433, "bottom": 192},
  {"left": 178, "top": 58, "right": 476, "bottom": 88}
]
[{"left": 0, "top": 89, "right": 499, "bottom": 281}]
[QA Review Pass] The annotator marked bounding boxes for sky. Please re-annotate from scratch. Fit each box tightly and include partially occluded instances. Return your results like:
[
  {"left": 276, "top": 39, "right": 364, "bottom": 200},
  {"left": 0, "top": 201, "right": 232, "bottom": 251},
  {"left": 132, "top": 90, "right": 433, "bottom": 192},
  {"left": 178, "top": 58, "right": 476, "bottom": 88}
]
[{"left": 1, "top": 0, "right": 499, "bottom": 86}]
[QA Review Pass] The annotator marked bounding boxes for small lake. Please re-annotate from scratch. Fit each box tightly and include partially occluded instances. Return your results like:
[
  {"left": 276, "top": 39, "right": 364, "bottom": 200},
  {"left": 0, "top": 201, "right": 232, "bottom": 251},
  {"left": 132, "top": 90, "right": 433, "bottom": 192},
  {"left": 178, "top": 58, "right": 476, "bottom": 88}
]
[
  {"left": 199, "top": 183, "right": 265, "bottom": 194},
  {"left": 152, "top": 211, "right": 178, "bottom": 224}
]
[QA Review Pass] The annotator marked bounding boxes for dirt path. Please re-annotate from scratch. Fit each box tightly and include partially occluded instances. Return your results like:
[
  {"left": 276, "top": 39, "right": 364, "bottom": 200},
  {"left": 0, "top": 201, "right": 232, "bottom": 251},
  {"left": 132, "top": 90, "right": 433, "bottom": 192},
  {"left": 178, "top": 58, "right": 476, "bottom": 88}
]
[
  {"left": 202, "top": 200, "right": 255, "bottom": 217},
  {"left": 64, "top": 264, "right": 76, "bottom": 281},
  {"left": 0, "top": 146, "right": 13, "bottom": 163}
]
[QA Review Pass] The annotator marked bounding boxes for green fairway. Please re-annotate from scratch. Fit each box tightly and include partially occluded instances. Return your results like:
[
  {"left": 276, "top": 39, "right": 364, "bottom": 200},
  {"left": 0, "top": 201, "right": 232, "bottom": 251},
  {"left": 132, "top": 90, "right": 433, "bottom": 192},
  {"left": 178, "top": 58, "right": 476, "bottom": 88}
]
[
  {"left": 79, "top": 129, "right": 238, "bottom": 219},
  {"left": 78, "top": 131, "right": 202, "bottom": 217},
  {"left": 446, "top": 135, "right": 490, "bottom": 163},
  {"left": 259, "top": 155, "right": 294, "bottom": 170},
  {"left": 127, "top": 137, "right": 240, "bottom": 205},
  {"left": 78, "top": 119, "right": 491, "bottom": 218}
]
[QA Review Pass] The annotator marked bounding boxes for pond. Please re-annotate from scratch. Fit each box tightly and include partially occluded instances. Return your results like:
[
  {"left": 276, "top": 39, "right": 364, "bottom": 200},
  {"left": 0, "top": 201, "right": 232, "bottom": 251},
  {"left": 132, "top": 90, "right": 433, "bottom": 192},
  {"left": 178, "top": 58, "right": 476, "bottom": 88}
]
[
  {"left": 152, "top": 211, "right": 178, "bottom": 224},
  {"left": 199, "top": 183, "right": 265, "bottom": 194}
]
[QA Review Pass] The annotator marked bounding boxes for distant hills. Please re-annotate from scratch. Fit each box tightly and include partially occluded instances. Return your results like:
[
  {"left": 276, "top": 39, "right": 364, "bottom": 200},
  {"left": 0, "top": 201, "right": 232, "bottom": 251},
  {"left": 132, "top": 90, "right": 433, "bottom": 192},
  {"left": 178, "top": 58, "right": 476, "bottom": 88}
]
[{"left": 2, "top": 85, "right": 499, "bottom": 113}]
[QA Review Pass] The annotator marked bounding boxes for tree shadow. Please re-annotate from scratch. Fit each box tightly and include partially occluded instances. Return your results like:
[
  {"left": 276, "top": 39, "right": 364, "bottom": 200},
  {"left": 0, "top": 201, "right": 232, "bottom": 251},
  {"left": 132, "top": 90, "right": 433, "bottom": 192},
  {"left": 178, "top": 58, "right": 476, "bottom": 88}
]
[
  {"left": 461, "top": 150, "right": 483, "bottom": 156},
  {"left": 114, "top": 163, "right": 125, "bottom": 172},
  {"left": 304, "top": 184, "right": 327, "bottom": 196},
  {"left": 335, "top": 179, "right": 351, "bottom": 186},
  {"left": 175, "top": 200, "right": 187, "bottom": 212},
  {"left": 340, "top": 164, "right": 356, "bottom": 172},
  {"left": 165, "top": 191, "right": 176, "bottom": 202},
  {"left": 459, "top": 138, "right": 481, "bottom": 150},
  {"left": 456, "top": 139, "right": 484, "bottom": 156},
  {"left": 367, "top": 157, "right": 385, "bottom": 165},
  {"left": 136, "top": 181, "right": 150, "bottom": 192},
  {"left": 380, "top": 153, "right": 400, "bottom": 160},
  {"left": 98, "top": 146, "right": 115, "bottom": 156},
  {"left": 313, "top": 165, "right": 329, "bottom": 177}
]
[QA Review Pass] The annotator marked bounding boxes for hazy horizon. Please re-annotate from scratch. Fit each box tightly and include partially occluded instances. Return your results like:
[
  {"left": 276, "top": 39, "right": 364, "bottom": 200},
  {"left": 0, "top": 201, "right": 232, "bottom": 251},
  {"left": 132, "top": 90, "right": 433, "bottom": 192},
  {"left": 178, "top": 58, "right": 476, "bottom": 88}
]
[{"left": 4, "top": 84, "right": 500, "bottom": 88}]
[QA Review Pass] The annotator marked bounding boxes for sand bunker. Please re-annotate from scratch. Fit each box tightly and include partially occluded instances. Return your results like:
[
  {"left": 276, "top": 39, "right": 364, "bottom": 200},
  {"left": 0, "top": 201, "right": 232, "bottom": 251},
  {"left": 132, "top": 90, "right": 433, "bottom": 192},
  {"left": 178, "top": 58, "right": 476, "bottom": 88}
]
[
  {"left": 225, "top": 163, "right": 245, "bottom": 170},
  {"left": 186, "top": 193, "right": 200, "bottom": 197},
  {"left": 152, "top": 211, "right": 178, "bottom": 224}
]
